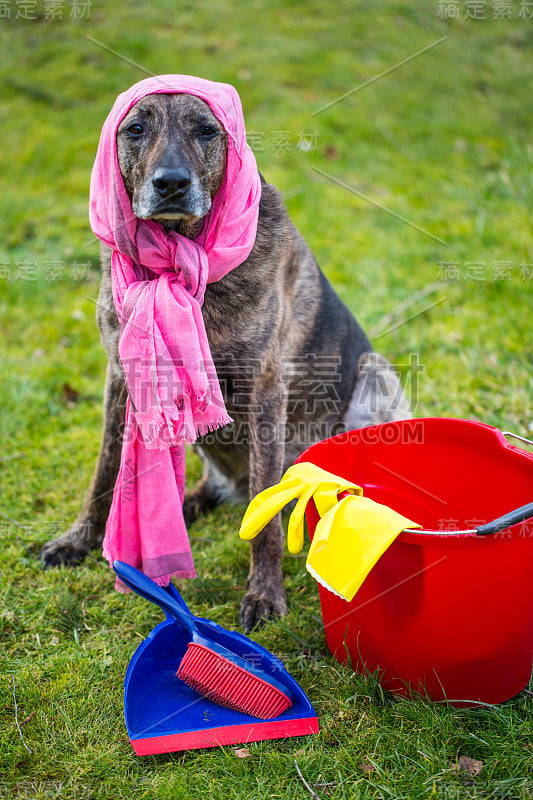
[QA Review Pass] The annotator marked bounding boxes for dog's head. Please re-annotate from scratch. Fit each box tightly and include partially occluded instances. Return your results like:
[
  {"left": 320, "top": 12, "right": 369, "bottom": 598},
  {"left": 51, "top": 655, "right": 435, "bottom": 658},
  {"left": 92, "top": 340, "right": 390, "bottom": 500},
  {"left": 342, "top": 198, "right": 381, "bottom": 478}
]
[{"left": 116, "top": 93, "right": 227, "bottom": 235}]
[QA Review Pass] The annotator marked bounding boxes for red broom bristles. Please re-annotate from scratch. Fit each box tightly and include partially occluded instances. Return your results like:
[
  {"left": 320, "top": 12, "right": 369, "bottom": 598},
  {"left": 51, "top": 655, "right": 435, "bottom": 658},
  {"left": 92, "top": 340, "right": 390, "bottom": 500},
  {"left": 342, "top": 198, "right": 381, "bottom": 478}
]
[{"left": 176, "top": 642, "right": 291, "bottom": 719}]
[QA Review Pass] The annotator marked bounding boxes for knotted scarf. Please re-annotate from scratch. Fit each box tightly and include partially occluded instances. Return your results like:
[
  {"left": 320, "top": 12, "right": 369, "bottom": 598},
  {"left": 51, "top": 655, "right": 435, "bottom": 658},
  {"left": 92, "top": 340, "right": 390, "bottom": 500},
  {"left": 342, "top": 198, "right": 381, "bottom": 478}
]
[{"left": 89, "top": 75, "right": 261, "bottom": 589}]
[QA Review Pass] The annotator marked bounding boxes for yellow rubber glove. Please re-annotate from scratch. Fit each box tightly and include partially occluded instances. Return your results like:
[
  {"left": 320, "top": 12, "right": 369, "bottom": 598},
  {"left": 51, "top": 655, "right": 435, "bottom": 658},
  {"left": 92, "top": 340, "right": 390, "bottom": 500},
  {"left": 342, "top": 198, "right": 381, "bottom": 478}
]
[
  {"left": 239, "top": 462, "right": 421, "bottom": 601},
  {"left": 239, "top": 462, "right": 362, "bottom": 554},
  {"left": 307, "top": 493, "right": 420, "bottom": 601}
]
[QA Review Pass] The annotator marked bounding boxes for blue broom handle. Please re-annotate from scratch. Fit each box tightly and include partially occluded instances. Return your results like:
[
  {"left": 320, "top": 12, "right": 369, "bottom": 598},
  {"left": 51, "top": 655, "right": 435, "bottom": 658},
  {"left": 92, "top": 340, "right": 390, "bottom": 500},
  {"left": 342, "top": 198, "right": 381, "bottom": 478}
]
[{"left": 113, "top": 560, "right": 195, "bottom": 636}]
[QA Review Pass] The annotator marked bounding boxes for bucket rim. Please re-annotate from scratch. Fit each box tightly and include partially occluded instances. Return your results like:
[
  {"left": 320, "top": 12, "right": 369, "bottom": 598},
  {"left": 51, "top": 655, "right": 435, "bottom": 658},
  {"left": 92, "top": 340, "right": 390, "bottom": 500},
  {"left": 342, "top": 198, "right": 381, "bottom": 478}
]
[
  {"left": 296, "top": 417, "right": 533, "bottom": 462},
  {"left": 296, "top": 417, "right": 533, "bottom": 543}
]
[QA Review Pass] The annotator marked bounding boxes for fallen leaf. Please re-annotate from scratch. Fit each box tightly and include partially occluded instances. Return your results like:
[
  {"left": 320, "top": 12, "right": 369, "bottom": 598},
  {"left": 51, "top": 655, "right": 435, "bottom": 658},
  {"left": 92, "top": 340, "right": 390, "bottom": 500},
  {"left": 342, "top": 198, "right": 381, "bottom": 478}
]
[
  {"left": 61, "top": 382, "right": 80, "bottom": 405},
  {"left": 234, "top": 747, "right": 252, "bottom": 758},
  {"left": 451, "top": 755, "right": 483, "bottom": 777},
  {"left": 21, "top": 711, "right": 36, "bottom": 727},
  {"left": 324, "top": 145, "right": 340, "bottom": 160},
  {"left": 360, "top": 763, "right": 377, "bottom": 775},
  {"left": 459, "top": 756, "right": 483, "bottom": 776}
]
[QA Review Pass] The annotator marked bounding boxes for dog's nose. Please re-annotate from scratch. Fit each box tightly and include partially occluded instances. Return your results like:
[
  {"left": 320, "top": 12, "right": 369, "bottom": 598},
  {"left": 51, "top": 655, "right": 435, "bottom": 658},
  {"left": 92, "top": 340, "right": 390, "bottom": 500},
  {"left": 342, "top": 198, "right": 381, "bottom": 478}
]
[{"left": 152, "top": 167, "right": 192, "bottom": 199}]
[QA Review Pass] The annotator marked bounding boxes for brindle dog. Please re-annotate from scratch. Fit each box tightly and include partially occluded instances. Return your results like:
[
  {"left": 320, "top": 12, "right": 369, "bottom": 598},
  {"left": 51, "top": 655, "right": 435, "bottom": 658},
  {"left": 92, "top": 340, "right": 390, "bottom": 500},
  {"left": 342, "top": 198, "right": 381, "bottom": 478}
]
[{"left": 40, "top": 93, "right": 411, "bottom": 630}]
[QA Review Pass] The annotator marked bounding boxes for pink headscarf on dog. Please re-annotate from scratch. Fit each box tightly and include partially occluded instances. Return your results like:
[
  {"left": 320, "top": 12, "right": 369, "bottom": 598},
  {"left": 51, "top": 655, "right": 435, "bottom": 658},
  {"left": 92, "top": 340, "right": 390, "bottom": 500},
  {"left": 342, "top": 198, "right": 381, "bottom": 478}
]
[{"left": 89, "top": 75, "right": 261, "bottom": 588}]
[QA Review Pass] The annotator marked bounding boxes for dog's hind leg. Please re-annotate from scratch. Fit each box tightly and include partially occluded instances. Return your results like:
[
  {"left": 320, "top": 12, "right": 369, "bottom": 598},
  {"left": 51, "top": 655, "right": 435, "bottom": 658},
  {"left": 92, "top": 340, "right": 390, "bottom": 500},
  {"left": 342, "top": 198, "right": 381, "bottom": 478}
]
[
  {"left": 182, "top": 470, "right": 220, "bottom": 526},
  {"left": 183, "top": 453, "right": 247, "bottom": 525}
]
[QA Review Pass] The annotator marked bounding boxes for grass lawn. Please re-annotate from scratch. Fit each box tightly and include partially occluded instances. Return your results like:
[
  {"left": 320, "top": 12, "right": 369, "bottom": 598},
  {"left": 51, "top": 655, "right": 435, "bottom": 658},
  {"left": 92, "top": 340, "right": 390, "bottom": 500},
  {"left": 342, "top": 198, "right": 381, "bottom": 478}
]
[{"left": 1, "top": 1, "right": 532, "bottom": 798}]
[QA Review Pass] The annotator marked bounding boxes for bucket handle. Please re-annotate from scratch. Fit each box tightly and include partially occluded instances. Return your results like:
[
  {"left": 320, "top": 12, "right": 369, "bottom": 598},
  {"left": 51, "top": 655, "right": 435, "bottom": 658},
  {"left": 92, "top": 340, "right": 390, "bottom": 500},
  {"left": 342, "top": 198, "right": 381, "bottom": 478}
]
[
  {"left": 501, "top": 430, "right": 533, "bottom": 449},
  {"left": 403, "top": 429, "right": 533, "bottom": 537},
  {"left": 403, "top": 501, "right": 533, "bottom": 537},
  {"left": 472, "top": 431, "right": 533, "bottom": 536}
]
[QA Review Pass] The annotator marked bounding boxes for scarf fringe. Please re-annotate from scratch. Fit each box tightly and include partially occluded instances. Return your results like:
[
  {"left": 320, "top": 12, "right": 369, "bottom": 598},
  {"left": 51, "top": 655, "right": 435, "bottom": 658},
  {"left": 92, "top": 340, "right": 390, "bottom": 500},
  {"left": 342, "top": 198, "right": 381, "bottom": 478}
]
[
  {"left": 195, "top": 413, "right": 234, "bottom": 439},
  {"left": 138, "top": 408, "right": 233, "bottom": 450},
  {"left": 149, "top": 569, "right": 197, "bottom": 586}
]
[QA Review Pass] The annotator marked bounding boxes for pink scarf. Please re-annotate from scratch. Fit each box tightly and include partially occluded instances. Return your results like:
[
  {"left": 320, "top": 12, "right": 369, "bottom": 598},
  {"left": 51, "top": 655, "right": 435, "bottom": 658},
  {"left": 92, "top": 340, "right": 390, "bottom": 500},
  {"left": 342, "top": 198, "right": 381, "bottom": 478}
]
[{"left": 89, "top": 76, "right": 261, "bottom": 588}]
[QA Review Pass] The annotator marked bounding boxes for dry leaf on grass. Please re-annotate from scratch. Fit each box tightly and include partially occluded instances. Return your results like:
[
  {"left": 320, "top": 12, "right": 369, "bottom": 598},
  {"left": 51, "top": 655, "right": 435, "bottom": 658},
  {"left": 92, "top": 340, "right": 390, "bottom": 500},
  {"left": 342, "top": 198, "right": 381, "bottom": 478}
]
[
  {"left": 21, "top": 710, "right": 36, "bottom": 727},
  {"left": 451, "top": 755, "right": 483, "bottom": 777},
  {"left": 359, "top": 763, "right": 377, "bottom": 775},
  {"left": 324, "top": 145, "right": 340, "bottom": 160},
  {"left": 61, "top": 382, "right": 80, "bottom": 405},
  {"left": 234, "top": 747, "right": 252, "bottom": 758}
]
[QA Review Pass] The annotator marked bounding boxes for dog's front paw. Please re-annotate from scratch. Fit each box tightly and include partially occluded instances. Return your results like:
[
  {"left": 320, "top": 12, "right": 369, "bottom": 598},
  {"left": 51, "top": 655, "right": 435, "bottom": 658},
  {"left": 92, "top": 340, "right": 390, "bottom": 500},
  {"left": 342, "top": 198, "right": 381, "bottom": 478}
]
[
  {"left": 39, "top": 529, "right": 91, "bottom": 569},
  {"left": 239, "top": 586, "right": 288, "bottom": 631}
]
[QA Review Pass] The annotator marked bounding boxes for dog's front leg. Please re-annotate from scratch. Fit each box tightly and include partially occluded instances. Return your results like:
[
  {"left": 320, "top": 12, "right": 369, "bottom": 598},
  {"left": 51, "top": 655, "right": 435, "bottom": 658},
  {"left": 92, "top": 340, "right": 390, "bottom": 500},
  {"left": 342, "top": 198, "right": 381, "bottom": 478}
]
[
  {"left": 40, "top": 265, "right": 125, "bottom": 567},
  {"left": 240, "top": 381, "right": 289, "bottom": 630},
  {"left": 39, "top": 363, "right": 126, "bottom": 567}
]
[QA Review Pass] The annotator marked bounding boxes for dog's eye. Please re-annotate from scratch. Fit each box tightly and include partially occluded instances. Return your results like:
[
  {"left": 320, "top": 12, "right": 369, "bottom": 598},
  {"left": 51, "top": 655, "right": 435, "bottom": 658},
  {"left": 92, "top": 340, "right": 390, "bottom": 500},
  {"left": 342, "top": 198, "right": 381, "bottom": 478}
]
[
  {"left": 126, "top": 123, "right": 144, "bottom": 138},
  {"left": 198, "top": 124, "right": 218, "bottom": 139}
]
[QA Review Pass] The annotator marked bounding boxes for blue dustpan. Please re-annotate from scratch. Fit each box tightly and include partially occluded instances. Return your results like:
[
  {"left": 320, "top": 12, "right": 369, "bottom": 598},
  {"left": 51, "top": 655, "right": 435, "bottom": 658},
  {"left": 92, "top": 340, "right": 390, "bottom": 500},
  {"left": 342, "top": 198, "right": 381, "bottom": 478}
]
[{"left": 117, "top": 572, "right": 319, "bottom": 755}]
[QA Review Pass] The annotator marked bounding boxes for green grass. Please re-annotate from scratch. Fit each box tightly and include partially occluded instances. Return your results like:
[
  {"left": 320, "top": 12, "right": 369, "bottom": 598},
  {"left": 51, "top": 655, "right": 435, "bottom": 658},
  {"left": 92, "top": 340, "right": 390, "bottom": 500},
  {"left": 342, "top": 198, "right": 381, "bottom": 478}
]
[{"left": 1, "top": 1, "right": 533, "bottom": 798}]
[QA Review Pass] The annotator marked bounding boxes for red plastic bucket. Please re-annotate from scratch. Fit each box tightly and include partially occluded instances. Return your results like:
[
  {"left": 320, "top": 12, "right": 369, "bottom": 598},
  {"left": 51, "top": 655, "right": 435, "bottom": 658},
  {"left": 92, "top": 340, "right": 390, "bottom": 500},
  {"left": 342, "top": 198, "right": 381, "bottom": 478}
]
[{"left": 296, "top": 418, "right": 533, "bottom": 705}]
